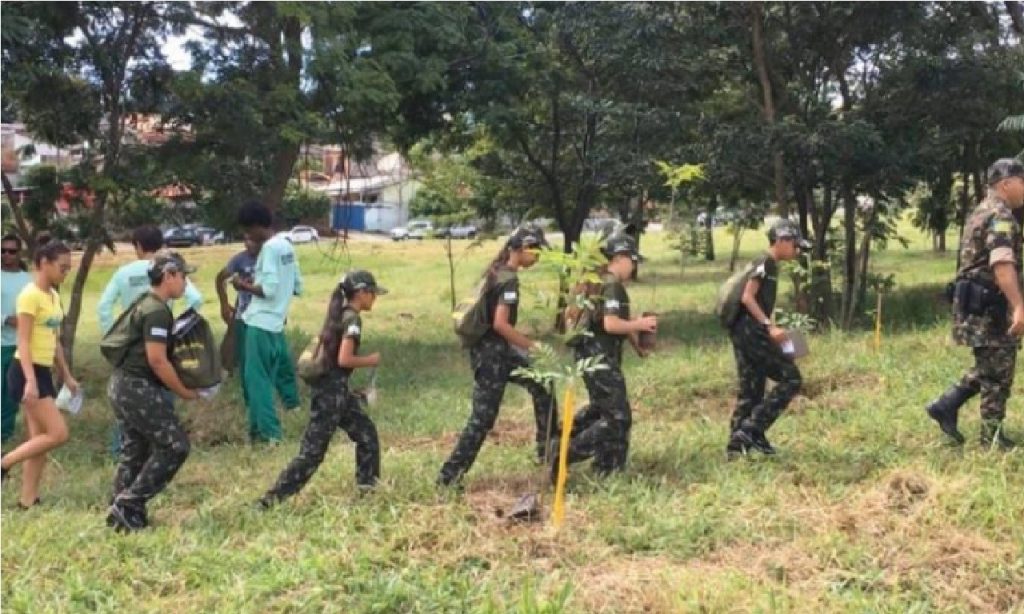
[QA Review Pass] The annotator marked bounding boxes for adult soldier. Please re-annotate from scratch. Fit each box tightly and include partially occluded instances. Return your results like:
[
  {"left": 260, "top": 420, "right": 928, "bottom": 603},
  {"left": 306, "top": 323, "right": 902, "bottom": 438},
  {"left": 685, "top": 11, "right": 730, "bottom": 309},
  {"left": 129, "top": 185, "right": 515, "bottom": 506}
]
[
  {"left": 726, "top": 219, "right": 808, "bottom": 458},
  {"left": 926, "top": 158, "right": 1024, "bottom": 449},
  {"left": 106, "top": 251, "right": 199, "bottom": 531},
  {"left": 97, "top": 225, "right": 203, "bottom": 455}
]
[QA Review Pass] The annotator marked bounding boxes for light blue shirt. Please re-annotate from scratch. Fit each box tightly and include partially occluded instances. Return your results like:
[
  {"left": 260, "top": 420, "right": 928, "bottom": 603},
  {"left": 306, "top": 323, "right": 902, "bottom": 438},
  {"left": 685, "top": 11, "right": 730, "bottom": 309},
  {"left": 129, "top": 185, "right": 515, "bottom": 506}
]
[
  {"left": 97, "top": 259, "right": 203, "bottom": 334},
  {"left": 1, "top": 270, "right": 33, "bottom": 346},
  {"left": 242, "top": 236, "right": 303, "bottom": 333}
]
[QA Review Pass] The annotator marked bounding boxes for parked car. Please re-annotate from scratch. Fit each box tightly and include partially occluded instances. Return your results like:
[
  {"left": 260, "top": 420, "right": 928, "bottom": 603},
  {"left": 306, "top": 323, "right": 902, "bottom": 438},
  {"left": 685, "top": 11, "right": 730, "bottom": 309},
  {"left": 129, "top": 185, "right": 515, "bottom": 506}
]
[
  {"left": 276, "top": 225, "right": 320, "bottom": 244},
  {"left": 437, "top": 224, "right": 478, "bottom": 239},
  {"left": 390, "top": 220, "right": 433, "bottom": 241},
  {"left": 164, "top": 227, "right": 202, "bottom": 248}
]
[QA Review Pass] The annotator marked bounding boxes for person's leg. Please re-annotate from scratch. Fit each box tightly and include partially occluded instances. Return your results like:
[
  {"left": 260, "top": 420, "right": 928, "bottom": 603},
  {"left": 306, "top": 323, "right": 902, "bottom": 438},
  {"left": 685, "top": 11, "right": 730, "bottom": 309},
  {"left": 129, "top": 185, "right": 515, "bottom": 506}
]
[
  {"left": 565, "top": 367, "right": 629, "bottom": 472},
  {"left": 438, "top": 348, "right": 510, "bottom": 485},
  {"left": 337, "top": 392, "right": 380, "bottom": 487},
  {"left": 15, "top": 398, "right": 68, "bottom": 507},
  {"left": 236, "top": 320, "right": 248, "bottom": 404},
  {"left": 263, "top": 387, "right": 343, "bottom": 502},
  {"left": 507, "top": 355, "right": 557, "bottom": 458},
  {"left": 1, "top": 346, "right": 20, "bottom": 445},
  {"left": 974, "top": 345, "right": 1017, "bottom": 447},
  {"left": 243, "top": 325, "right": 282, "bottom": 442},
  {"left": 729, "top": 341, "right": 766, "bottom": 434},
  {"left": 114, "top": 384, "right": 190, "bottom": 509},
  {"left": 272, "top": 331, "right": 301, "bottom": 410}
]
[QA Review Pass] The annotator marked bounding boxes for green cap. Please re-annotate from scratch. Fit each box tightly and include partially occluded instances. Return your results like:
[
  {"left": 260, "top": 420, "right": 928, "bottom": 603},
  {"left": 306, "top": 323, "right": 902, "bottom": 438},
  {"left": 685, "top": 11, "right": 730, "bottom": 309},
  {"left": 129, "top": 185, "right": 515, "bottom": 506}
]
[{"left": 341, "top": 270, "right": 388, "bottom": 295}]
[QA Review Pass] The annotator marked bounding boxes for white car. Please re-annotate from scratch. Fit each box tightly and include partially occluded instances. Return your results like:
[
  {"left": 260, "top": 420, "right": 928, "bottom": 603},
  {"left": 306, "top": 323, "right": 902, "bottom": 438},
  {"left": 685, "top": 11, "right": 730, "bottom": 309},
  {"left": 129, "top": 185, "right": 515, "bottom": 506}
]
[
  {"left": 391, "top": 220, "right": 433, "bottom": 241},
  {"left": 276, "top": 225, "right": 320, "bottom": 243}
]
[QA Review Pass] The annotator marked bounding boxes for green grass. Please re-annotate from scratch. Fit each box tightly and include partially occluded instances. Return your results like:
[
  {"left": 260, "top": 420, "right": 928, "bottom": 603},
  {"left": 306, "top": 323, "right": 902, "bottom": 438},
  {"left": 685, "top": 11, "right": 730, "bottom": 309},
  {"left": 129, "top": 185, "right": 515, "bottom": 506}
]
[{"left": 2, "top": 223, "right": 1023, "bottom": 613}]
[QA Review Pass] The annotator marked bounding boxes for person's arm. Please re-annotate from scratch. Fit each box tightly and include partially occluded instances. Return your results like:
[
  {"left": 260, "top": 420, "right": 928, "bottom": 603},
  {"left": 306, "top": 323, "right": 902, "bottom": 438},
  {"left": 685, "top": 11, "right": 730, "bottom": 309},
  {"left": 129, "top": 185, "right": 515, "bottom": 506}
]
[
  {"left": 293, "top": 259, "right": 304, "bottom": 297},
  {"left": 337, "top": 336, "right": 380, "bottom": 369},
  {"left": 15, "top": 311, "right": 38, "bottom": 402},
  {"left": 602, "top": 314, "right": 656, "bottom": 335},
  {"left": 215, "top": 266, "right": 235, "bottom": 324},
  {"left": 741, "top": 277, "right": 787, "bottom": 343},
  {"left": 96, "top": 272, "right": 121, "bottom": 334},
  {"left": 145, "top": 341, "right": 198, "bottom": 400},
  {"left": 994, "top": 261, "right": 1024, "bottom": 336},
  {"left": 183, "top": 278, "right": 203, "bottom": 312},
  {"left": 493, "top": 303, "right": 534, "bottom": 350}
]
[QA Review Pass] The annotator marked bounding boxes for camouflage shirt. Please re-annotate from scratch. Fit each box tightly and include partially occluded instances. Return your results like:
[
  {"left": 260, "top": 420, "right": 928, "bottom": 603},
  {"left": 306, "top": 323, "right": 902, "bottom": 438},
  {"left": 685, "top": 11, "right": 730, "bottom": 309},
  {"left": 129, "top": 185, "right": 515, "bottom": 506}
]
[
  {"left": 588, "top": 272, "right": 631, "bottom": 365},
  {"left": 953, "top": 194, "right": 1023, "bottom": 348}
]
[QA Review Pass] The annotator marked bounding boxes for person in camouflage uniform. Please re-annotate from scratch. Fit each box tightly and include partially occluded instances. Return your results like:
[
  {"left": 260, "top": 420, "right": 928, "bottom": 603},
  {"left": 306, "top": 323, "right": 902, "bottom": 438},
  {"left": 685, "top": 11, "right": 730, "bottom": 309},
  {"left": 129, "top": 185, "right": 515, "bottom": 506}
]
[
  {"left": 926, "top": 158, "right": 1024, "bottom": 449},
  {"left": 437, "top": 226, "right": 557, "bottom": 487},
  {"left": 556, "top": 233, "right": 656, "bottom": 478},
  {"left": 259, "top": 271, "right": 386, "bottom": 506},
  {"left": 726, "top": 220, "right": 808, "bottom": 458},
  {"left": 107, "top": 252, "right": 199, "bottom": 532}
]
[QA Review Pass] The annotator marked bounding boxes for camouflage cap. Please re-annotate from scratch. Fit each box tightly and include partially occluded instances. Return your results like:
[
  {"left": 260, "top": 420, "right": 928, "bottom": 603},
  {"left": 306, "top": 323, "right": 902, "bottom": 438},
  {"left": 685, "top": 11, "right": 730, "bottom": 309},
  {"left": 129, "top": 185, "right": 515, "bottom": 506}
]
[
  {"left": 603, "top": 233, "right": 644, "bottom": 262},
  {"left": 149, "top": 250, "right": 196, "bottom": 280},
  {"left": 767, "top": 219, "right": 812, "bottom": 250},
  {"left": 341, "top": 270, "right": 388, "bottom": 295},
  {"left": 507, "top": 225, "right": 549, "bottom": 250},
  {"left": 987, "top": 158, "right": 1024, "bottom": 186}
]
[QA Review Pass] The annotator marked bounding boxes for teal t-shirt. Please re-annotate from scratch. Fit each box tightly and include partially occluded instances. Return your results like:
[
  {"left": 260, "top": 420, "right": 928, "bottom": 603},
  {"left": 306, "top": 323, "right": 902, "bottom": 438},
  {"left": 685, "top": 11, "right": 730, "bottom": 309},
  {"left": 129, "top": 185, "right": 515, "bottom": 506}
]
[
  {"left": 242, "top": 236, "right": 303, "bottom": 333},
  {"left": 97, "top": 259, "right": 204, "bottom": 334},
  {"left": 1, "top": 270, "right": 33, "bottom": 346}
]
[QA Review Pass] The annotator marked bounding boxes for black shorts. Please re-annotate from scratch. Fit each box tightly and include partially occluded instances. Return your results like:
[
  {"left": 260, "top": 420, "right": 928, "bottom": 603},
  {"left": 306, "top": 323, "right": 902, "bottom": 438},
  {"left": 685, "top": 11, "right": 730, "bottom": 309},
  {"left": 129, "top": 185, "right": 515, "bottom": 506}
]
[{"left": 6, "top": 360, "right": 57, "bottom": 401}]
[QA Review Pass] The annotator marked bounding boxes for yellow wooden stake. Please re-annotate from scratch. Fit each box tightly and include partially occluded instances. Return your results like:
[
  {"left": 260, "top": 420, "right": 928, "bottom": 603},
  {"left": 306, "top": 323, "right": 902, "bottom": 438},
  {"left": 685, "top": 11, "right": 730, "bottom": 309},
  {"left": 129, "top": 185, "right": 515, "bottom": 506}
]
[
  {"left": 551, "top": 383, "right": 575, "bottom": 528},
  {"left": 873, "top": 292, "right": 883, "bottom": 352}
]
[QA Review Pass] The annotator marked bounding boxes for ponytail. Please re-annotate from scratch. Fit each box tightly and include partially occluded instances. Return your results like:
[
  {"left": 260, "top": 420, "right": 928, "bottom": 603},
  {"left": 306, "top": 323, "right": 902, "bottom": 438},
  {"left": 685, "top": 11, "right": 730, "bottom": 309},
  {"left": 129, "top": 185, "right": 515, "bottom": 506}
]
[
  {"left": 318, "top": 282, "right": 357, "bottom": 369},
  {"left": 482, "top": 244, "right": 513, "bottom": 288}
]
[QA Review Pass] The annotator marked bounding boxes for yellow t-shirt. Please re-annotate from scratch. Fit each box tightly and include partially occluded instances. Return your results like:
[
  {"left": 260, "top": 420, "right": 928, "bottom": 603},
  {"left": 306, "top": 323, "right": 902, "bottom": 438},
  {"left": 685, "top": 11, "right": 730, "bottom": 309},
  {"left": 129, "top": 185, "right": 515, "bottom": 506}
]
[{"left": 14, "top": 284, "right": 63, "bottom": 367}]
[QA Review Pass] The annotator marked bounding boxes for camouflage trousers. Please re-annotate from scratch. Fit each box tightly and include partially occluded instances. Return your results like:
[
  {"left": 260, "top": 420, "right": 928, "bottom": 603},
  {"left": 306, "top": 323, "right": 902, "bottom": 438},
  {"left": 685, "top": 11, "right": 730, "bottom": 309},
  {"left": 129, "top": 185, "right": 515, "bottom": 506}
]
[
  {"left": 729, "top": 316, "right": 803, "bottom": 434},
  {"left": 265, "top": 376, "right": 380, "bottom": 499},
  {"left": 108, "top": 371, "right": 191, "bottom": 509},
  {"left": 438, "top": 337, "right": 557, "bottom": 485},
  {"left": 566, "top": 342, "right": 631, "bottom": 474},
  {"left": 958, "top": 345, "right": 1018, "bottom": 422}
]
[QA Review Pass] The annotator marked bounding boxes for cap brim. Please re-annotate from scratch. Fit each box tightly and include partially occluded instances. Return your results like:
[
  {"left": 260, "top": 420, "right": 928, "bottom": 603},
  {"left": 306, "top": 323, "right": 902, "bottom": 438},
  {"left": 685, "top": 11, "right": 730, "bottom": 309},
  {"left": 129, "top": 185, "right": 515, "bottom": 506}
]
[
  {"left": 797, "top": 239, "right": 812, "bottom": 250},
  {"left": 182, "top": 264, "right": 197, "bottom": 274},
  {"left": 373, "top": 286, "right": 389, "bottom": 295}
]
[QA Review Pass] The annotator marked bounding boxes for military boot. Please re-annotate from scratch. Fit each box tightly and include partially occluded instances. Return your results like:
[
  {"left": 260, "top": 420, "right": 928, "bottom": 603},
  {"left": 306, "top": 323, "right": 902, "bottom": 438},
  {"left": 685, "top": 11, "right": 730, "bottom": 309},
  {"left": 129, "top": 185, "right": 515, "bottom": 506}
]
[
  {"left": 925, "top": 385, "right": 973, "bottom": 445},
  {"left": 979, "top": 420, "right": 1016, "bottom": 450}
]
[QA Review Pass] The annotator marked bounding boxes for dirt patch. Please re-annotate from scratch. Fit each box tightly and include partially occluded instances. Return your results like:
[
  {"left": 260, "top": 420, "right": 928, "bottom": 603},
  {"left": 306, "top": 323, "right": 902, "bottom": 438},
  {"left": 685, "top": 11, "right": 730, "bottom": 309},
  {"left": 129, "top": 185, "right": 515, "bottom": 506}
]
[{"left": 391, "top": 419, "right": 537, "bottom": 452}]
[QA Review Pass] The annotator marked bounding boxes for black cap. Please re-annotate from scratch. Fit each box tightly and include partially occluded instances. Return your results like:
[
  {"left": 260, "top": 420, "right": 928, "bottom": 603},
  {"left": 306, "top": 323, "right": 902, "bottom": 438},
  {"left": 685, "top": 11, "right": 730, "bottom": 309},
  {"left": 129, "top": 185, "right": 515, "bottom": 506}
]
[
  {"left": 767, "top": 219, "right": 812, "bottom": 250},
  {"left": 148, "top": 250, "right": 196, "bottom": 282},
  {"left": 602, "top": 233, "right": 644, "bottom": 262},
  {"left": 340, "top": 270, "right": 388, "bottom": 295},
  {"left": 987, "top": 158, "right": 1024, "bottom": 186},
  {"left": 507, "top": 225, "right": 549, "bottom": 249}
]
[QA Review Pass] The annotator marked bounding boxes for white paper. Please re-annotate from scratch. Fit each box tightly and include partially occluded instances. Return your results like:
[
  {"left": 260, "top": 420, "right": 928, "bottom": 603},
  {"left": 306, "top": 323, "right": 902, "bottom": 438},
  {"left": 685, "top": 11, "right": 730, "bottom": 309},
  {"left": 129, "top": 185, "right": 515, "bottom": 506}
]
[
  {"left": 56, "top": 385, "right": 84, "bottom": 415},
  {"left": 197, "top": 383, "right": 221, "bottom": 400},
  {"left": 781, "top": 339, "right": 795, "bottom": 355}
]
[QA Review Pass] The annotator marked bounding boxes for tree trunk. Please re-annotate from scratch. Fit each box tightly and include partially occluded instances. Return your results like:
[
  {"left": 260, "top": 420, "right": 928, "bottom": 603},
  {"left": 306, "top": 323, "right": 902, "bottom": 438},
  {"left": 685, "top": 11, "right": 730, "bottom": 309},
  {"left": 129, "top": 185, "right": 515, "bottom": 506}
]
[
  {"left": 1, "top": 172, "right": 37, "bottom": 254},
  {"left": 956, "top": 162, "right": 971, "bottom": 271},
  {"left": 263, "top": 144, "right": 301, "bottom": 217},
  {"left": 840, "top": 183, "right": 857, "bottom": 329},
  {"left": 703, "top": 193, "right": 716, "bottom": 261},
  {"left": 729, "top": 228, "right": 745, "bottom": 272},
  {"left": 750, "top": 2, "right": 787, "bottom": 217},
  {"left": 1005, "top": 1, "right": 1024, "bottom": 35},
  {"left": 810, "top": 184, "right": 834, "bottom": 328}
]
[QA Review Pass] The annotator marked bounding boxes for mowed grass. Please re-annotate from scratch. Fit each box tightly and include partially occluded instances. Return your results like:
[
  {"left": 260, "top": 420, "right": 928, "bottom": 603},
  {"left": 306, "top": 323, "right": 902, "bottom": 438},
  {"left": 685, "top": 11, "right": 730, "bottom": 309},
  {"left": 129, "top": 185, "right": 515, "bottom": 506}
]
[{"left": 2, "top": 223, "right": 1023, "bottom": 613}]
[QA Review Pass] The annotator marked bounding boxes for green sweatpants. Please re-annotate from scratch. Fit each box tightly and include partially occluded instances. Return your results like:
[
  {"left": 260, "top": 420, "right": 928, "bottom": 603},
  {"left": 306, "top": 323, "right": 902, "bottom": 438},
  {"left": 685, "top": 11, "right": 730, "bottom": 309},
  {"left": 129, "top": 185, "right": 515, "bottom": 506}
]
[
  {"left": 242, "top": 325, "right": 300, "bottom": 442},
  {"left": 235, "top": 320, "right": 249, "bottom": 404},
  {"left": 1, "top": 345, "right": 19, "bottom": 444}
]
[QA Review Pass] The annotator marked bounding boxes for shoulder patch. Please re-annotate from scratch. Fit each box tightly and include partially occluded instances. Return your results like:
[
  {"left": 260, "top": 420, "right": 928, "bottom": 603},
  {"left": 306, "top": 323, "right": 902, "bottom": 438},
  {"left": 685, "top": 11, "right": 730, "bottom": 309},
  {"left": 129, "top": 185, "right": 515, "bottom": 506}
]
[
  {"left": 503, "top": 291, "right": 518, "bottom": 301},
  {"left": 992, "top": 219, "right": 1015, "bottom": 234},
  {"left": 150, "top": 327, "right": 168, "bottom": 338},
  {"left": 605, "top": 298, "right": 621, "bottom": 311}
]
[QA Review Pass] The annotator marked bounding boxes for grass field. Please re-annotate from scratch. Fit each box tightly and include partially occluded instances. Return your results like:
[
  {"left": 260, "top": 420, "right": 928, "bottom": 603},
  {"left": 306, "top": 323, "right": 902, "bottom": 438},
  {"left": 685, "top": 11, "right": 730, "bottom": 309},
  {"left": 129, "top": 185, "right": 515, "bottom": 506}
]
[{"left": 2, "top": 224, "right": 1022, "bottom": 613}]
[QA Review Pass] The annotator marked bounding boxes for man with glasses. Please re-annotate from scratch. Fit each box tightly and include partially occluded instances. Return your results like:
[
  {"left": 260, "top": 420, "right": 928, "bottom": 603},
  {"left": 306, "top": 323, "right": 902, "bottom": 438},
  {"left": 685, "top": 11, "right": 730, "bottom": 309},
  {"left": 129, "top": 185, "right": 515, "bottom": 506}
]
[{"left": 1, "top": 234, "right": 32, "bottom": 446}]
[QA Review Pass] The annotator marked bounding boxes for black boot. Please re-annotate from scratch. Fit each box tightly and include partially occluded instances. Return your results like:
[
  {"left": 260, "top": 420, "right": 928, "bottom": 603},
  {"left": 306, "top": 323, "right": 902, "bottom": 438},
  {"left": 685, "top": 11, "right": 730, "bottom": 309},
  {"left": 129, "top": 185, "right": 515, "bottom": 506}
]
[
  {"left": 980, "top": 420, "right": 1016, "bottom": 450},
  {"left": 733, "top": 420, "right": 775, "bottom": 455},
  {"left": 925, "top": 385, "right": 973, "bottom": 445}
]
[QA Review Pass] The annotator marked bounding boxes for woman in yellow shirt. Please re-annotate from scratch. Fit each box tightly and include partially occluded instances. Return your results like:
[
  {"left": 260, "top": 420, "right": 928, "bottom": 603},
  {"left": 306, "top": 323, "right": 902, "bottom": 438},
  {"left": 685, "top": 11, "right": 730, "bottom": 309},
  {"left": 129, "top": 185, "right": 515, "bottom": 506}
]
[{"left": 1, "top": 241, "right": 78, "bottom": 509}]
